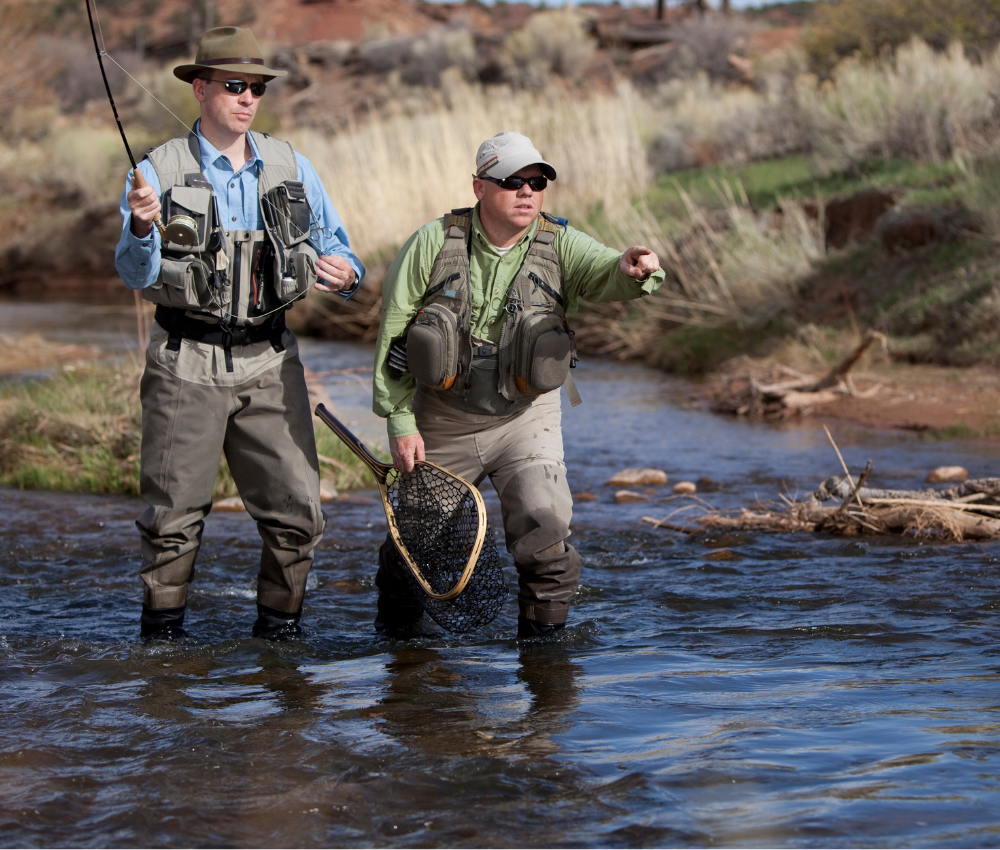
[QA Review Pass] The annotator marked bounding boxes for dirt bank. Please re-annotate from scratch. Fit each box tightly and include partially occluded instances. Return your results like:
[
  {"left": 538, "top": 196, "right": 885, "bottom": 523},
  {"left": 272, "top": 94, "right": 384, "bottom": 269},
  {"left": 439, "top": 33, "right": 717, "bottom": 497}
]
[{"left": 699, "top": 360, "right": 1000, "bottom": 439}]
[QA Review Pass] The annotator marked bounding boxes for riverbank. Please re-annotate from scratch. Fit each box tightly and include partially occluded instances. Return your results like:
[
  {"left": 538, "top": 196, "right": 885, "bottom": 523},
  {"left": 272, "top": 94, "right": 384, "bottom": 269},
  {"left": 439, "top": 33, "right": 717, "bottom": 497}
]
[
  {"left": 695, "top": 355, "right": 1000, "bottom": 439},
  {"left": 0, "top": 339, "right": 381, "bottom": 497}
]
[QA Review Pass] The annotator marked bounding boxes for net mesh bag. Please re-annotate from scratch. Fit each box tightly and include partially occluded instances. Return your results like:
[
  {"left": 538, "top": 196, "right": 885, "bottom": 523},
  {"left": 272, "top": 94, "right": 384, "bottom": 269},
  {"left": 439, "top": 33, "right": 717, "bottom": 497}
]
[{"left": 387, "top": 464, "right": 507, "bottom": 632}]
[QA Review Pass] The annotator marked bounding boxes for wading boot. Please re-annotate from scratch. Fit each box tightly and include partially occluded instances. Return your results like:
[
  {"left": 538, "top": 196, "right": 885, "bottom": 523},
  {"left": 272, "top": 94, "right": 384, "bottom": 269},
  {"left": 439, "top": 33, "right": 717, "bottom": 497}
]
[
  {"left": 140, "top": 605, "right": 187, "bottom": 642},
  {"left": 373, "top": 593, "right": 424, "bottom": 639},
  {"left": 517, "top": 615, "right": 566, "bottom": 640},
  {"left": 252, "top": 603, "right": 303, "bottom": 641}
]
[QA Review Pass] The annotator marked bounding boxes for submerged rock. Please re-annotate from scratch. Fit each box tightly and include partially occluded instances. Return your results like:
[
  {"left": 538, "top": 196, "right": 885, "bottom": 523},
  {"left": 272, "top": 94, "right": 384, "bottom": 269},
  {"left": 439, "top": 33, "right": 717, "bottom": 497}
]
[
  {"left": 927, "top": 466, "right": 968, "bottom": 483},
  {"left": 607, "top": 468, "right": 668, "bottom": 486},
  {"left": 615, "top": 490, "right": 650, "bottom": 504},
  {"left": 213, "top": 496, "right": 245, "bottom": 512}
]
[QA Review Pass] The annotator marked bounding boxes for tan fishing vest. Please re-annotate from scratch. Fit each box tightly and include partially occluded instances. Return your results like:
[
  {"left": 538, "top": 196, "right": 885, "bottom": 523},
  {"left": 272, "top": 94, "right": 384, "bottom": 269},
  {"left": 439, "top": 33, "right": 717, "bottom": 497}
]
[
  {"left": 141, "top": 131, "right": 317, "bottom": 327},
  {"left": 404, "top": 209, "right": 580, "bottom": 416}
]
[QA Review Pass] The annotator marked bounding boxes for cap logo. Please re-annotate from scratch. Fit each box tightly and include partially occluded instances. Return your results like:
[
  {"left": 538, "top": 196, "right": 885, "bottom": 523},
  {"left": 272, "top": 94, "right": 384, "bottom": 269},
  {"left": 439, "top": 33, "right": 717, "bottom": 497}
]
[{"left": 477, "top": 155, "right": 499, "bottom": 177}]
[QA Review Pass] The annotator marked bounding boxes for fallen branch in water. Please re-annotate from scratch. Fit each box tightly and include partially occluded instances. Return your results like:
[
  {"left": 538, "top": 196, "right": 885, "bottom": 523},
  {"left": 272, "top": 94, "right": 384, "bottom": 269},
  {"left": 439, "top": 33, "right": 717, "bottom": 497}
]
[
  {"left": 641, "top": 470, "right": 1000, "bottom": 542},
  {"left": 708, "top": 331, "right": 887, "bottom": 420}
]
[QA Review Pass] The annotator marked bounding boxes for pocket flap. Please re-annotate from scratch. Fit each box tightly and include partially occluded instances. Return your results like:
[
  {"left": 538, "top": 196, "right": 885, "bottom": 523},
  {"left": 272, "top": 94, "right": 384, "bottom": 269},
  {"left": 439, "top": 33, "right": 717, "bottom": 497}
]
[{"left": 169, "top": 186, "right": 212, "bottom": 216}]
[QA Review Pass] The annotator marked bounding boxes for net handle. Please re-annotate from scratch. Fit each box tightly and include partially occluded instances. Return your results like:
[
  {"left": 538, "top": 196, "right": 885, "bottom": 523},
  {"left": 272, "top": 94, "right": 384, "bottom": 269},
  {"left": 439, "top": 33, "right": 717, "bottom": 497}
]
[
  {"left": 314, "top": 404, "right": 392, "bottom": 480},
  {"left": 314, "top": 403, "right": 488, "bottom": 601}
]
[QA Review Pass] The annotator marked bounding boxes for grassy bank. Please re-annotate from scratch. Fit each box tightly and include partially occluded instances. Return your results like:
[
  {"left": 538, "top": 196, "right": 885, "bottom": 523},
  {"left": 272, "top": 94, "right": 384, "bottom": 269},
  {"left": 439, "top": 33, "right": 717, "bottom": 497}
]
[{"left": 0, "top": 362, "right": 379, "bottom": 497}]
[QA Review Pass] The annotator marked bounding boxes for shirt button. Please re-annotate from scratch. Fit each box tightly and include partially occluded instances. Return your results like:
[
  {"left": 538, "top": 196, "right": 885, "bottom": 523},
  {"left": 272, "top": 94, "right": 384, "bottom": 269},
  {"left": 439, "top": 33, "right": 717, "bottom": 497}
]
[
  {"left": 231, "top": 216, "right": 237, "bottom": 221},
  {"left": 230, "top": 183, "right": 235, "bottom": 188}
]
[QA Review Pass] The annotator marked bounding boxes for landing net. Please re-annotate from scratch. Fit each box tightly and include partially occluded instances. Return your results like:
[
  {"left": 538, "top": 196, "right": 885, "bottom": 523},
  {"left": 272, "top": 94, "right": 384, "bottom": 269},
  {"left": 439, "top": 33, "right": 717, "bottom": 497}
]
[{"left": 387, "top": 464, "right": 507, "bottom": 632}]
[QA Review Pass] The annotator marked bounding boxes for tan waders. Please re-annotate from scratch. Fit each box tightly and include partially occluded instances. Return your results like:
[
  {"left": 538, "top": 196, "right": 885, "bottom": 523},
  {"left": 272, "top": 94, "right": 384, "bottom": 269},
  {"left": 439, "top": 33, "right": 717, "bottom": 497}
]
[
  {"left": 137, "top": 321, "right": 325, "bottom": 637},
  {"left": 375, "top": 388, "right": 582, "bottom": 636}
]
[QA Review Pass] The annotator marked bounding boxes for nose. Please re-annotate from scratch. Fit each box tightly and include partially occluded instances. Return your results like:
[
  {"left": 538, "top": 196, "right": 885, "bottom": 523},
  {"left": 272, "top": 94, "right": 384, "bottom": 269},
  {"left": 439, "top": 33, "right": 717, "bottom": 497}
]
[{"left": 517, "top": 183, "right": 533, "bottom": 197}]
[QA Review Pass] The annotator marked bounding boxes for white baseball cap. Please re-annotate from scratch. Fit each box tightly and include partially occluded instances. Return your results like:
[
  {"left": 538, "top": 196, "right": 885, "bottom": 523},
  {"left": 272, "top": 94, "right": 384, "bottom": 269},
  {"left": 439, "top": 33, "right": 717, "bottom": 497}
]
[{"left": 475, "top": 131, "right": 557, "bottom": 181}]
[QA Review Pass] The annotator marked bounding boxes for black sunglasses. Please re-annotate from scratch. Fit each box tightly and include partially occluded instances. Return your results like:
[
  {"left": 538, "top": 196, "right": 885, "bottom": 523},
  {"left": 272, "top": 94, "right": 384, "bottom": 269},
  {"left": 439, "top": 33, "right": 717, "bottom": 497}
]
[
  {"left": 206, "top": 78, "right": 267, "bottom": 97},
  {"left": 477, "top": 173, "right": 548, "bottom": 192}
]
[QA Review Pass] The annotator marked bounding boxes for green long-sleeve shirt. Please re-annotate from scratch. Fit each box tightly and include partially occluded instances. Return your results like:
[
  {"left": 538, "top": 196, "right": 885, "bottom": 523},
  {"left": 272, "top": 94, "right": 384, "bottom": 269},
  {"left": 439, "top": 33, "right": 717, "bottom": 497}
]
[{"left": 373, "top": 205, "right": 665, "bottom": 437}]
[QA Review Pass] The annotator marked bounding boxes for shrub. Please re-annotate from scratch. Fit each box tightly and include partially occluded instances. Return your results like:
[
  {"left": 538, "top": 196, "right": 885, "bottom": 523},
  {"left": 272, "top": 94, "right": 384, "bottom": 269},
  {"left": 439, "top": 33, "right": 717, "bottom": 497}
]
[
  {"left": 799, "top": 39, "right": 1000, "bottom": 170},
  {"left": 803, "top": 0, "right": 1000, "bottom": 77},
  {"left": 504, "top": 8, "right": 596, "bottom": 84}
]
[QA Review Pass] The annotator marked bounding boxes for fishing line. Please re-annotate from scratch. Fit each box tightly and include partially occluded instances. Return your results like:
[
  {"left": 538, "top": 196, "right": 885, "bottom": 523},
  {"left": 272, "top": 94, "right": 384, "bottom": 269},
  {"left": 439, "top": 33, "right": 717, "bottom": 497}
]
[
  {"left": 86, "top": 0, "right": 166, "bottom": 238},
  {"left": 90, "top": 0, "right": 190, "bottom": 133},
  {"left": 101, "top": 52, "right": 195, "bottom": 137}
]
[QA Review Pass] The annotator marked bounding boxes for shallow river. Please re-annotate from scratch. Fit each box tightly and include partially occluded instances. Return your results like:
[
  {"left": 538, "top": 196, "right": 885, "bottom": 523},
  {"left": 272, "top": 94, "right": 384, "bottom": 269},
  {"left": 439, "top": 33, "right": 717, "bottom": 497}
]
[{"left": 2, "top": 303, "right": 1000, "bottom": 847}]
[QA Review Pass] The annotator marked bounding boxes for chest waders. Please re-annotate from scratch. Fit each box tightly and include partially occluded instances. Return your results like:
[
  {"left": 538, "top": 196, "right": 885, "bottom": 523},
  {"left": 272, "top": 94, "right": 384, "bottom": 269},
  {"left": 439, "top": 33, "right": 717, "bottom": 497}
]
[
  {"left": 405, "top": 209, "right": 581, "bottom": 416},
  {"left": 142, "top": 131, "right": 319, "bottom": 371}
]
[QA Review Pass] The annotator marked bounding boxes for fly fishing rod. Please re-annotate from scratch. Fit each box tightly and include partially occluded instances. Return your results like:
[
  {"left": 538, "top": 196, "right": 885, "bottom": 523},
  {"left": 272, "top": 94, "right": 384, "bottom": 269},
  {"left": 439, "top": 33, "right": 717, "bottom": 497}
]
[{"left": 85, "top": 0, "right": 166, "bottom": 240}]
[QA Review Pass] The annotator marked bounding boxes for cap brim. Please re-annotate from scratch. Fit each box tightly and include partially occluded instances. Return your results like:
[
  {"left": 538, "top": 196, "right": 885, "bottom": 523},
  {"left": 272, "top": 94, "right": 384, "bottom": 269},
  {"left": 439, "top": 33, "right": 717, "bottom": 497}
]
[
  {"left": 173, "top": 63, "right": 287, "bottom": 83},
  {"left": 488, "top": 154, "right": 557, "bottom": 181}
]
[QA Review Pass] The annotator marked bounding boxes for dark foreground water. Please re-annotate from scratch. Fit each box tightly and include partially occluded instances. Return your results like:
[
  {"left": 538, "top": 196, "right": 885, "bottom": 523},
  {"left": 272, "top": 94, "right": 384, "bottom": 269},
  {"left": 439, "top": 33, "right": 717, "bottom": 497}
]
[{"left": 2, "top": 306, "right": 1000, "bottom": 847}]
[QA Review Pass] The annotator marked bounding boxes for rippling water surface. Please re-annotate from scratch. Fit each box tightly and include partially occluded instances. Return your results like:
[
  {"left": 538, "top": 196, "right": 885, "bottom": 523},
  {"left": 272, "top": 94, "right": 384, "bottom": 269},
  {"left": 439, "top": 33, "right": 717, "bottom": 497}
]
[{"left": 2, "top": 305, "right": 1000, "bottom": 847}]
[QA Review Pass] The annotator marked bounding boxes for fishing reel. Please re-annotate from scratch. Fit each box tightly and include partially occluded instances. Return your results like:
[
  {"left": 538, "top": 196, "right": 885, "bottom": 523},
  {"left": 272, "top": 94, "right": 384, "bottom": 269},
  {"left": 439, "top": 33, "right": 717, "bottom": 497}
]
[{"left": 162, "top": 214, "right": 200, "bottom": 247}]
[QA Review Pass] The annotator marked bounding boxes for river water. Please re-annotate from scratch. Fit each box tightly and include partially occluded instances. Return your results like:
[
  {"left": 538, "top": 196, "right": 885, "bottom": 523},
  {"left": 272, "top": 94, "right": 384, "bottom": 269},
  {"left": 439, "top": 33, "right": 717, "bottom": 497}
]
[{"left": 2, "top": 303, "right": 1000, "bottom": 848}]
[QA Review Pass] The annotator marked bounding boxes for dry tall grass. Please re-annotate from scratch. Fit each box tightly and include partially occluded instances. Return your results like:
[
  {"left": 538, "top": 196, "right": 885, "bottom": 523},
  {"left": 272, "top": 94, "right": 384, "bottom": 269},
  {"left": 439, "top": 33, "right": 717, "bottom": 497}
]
[
  {"left": 648, "top": 38, "right": 1000, "bottom": 175},
  {"left": 575, "top": 189, "right": 824, "bottom": 361},
  {"left": 801, "top": 39, "right": 1000, "bottom": 170},
  {"left": 288, "top": 78, "right": 650, "bottom": 261}
]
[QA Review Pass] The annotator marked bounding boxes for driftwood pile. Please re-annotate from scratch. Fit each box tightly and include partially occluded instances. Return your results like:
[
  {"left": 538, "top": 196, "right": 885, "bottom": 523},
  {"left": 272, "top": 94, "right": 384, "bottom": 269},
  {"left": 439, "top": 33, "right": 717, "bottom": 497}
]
[
  {"left": 643, "top": 470, "right": 1000, "bottom": 542},
  {"left": 710, "top": 331, "right": 886, "bottom": 420}
]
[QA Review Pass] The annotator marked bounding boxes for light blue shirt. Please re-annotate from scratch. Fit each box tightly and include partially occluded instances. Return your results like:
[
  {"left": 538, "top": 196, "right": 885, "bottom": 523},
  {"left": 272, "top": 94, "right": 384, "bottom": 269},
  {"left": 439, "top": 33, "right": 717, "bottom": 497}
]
[{"left": 114, "top": 121, "right": 364, "bottom": 297}]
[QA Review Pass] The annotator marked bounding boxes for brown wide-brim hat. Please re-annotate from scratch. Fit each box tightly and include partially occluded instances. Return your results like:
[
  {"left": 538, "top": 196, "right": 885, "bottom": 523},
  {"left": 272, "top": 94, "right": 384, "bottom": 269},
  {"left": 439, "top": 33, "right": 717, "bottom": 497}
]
[{"left": 173, "top": 26, "right": 287, "bottom": 83}]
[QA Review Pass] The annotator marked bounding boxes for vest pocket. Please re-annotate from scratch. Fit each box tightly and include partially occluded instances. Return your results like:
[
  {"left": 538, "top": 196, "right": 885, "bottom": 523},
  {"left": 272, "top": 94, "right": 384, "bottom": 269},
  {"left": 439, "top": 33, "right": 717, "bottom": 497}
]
[
  {"left": 144, "top": 256, "right": 213, "bottom": 310},
  {"left": 512, "top": 311, "right": 571, "bottom": 396},
  {"left": 407, "top": 304, "right": 459, "bottom": 390},
  {"left": 275, "top": 242, "right": 318, "bottom": 304}
]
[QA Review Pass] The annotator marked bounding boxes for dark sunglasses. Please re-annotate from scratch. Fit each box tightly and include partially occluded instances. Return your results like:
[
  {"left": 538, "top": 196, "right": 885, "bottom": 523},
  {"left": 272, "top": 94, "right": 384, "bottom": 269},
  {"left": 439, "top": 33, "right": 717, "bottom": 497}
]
[
  {"left": 477, "top": 173, "right": 548, "bottom": 192},
  {"left": 206, "top": 78, "right": 267, "bottom": 97}
]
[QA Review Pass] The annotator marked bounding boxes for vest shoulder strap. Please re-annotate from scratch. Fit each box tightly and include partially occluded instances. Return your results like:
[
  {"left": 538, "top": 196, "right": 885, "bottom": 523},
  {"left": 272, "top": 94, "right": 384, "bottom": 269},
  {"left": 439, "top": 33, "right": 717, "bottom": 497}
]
[
  {"left": 439, "top": 209, "right": 472, "bottom": 259},
  {"left": 249, "top": 131, "right": 298, "bottom": 194},
  {"left": 445, "top": 207, "right": 473, "bottom": 233},
  {"left": 145, "top": 132, "right": 203, "bottom": 193}
]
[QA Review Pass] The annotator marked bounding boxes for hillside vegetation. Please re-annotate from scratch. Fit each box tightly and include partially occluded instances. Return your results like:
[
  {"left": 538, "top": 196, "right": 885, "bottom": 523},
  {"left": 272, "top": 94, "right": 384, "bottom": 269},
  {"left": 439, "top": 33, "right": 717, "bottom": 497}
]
[{"left": 3, "top": 0, "right": 1000, "bottom": 379}]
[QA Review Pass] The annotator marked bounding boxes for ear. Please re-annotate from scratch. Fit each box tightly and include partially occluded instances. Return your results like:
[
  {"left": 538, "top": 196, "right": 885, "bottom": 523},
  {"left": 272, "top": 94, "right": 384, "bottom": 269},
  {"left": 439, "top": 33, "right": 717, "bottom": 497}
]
[
  {"left": 472, "top": 178, "right": 486, "bottom": 202},
  {"left": 192, "top": 78, "right": 207, "bottom": 104}
]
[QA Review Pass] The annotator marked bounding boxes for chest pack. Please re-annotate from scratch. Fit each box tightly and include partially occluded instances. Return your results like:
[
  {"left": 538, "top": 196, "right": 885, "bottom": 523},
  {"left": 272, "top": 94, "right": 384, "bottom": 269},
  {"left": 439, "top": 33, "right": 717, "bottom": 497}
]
[
  {"left": 141, "top": 131, "right": 318, "bottom": 327},
  {"left": 404, "top": 209, "right": 580, "bottom": 416}
]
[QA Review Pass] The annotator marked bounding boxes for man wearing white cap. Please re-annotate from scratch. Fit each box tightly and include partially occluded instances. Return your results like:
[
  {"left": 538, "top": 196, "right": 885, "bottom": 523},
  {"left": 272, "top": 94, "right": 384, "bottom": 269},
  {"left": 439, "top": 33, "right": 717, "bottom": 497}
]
[
  {"left": 115, "top": 27, "right": 364, "bottom": 641},
  {"left": 372, "top": 130, "right": 664, "bottom": 638}
]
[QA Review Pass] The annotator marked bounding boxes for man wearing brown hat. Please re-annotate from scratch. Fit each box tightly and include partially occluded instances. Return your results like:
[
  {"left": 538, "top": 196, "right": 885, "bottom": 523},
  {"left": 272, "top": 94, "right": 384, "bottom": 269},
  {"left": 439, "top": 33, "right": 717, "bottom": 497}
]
[
  {"left": 372, "top": 131, "right": 664, "bottom": 638},
  {"left": 115, "top": 27, "right": 364, "bottom": 641}
]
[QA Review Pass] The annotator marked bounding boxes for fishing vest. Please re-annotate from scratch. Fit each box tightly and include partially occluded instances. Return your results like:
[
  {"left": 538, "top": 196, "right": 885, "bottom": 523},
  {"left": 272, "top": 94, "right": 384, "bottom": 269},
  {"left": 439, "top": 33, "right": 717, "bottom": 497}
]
[
  {"left": 405, "top": 208, "right": 581, "bottom": 416},
  {"left": 141, "top": 130, "right": 317, "bottom": 327}
]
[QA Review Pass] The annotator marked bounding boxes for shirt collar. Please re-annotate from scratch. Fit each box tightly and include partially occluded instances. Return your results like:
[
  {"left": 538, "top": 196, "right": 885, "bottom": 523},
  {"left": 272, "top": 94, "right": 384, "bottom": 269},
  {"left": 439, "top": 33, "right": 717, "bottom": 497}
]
[
  {"left": 193, "top": 120, "right": 261, "bottom": 174},
  {"left": 471, "top": 204, "right": 539, "bottom": 255}
]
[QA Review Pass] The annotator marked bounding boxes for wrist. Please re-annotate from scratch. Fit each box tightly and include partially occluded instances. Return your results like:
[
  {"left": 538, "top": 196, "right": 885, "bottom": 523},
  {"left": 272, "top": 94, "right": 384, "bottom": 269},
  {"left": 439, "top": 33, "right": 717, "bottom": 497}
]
[{"left": 130, "top": 218, "right": 153, "bottom": 239}]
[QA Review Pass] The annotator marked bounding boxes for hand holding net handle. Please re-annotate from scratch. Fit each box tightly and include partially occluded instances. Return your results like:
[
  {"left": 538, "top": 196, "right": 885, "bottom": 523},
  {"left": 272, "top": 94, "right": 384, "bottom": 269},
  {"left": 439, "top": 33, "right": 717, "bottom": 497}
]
[{"left": 314, "top": 404, "right": 392, "bottom": 480}]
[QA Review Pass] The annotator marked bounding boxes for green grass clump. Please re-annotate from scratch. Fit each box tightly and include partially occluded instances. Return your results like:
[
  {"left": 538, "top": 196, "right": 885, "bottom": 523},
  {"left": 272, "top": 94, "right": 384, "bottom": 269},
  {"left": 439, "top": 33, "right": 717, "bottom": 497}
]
[
  {"left": 0, "top": 366, "right": 143, "bottom": 494},
  {"left": 0, "top": 364, "right": 378, "bottom": 497},
  {"left": 648, "top": 156, "right": 966, "bottom": 218}
]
